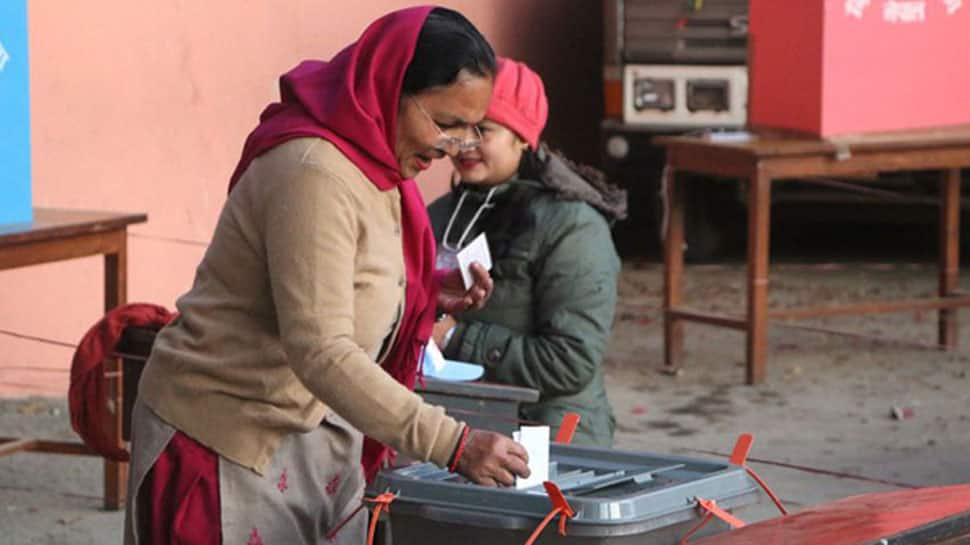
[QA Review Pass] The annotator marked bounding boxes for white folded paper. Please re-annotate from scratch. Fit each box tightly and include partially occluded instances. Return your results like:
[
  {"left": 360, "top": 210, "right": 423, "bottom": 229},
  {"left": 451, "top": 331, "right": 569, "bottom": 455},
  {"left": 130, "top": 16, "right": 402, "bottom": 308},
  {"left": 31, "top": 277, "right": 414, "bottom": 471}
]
[
  {"left": 513, "top": 425, "right": 550, "bottom": 489},
  {"left": 456, "top": 232, "right": 493, "bottom": 289}
]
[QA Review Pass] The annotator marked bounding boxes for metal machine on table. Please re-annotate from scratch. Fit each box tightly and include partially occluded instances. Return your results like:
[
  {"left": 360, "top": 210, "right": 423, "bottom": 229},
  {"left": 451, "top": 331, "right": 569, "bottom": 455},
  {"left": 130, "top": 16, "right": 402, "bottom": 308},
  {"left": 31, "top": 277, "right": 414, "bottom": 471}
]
[
  {"left": 602, "top": 0, "right": 750, "bottom": 260},
  {"left": 601, "top": 0, "right": 961, "bottom": 261}
]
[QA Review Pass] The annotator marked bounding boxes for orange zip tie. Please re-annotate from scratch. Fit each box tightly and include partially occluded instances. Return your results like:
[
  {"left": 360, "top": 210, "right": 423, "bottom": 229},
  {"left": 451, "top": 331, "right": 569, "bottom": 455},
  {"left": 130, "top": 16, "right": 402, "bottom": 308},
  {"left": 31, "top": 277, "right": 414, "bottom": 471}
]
[
  {"left": 744, "top": 466, "right": 788, "bottom": 515},
  {"left": 680, "top": 433, "right": 790, "bottom": 544},
  {"left": 325, "top": 491, "right": 396, "bottom": 544},
  {"left": 679, "top": 497, "right": 746, "bottom": 545},
  {"left": 366, "top": 492, "right": 396, "bottom": 545},
  {"left": 555, "top": 413, "right": 580, "bottom": 444},
  {"left": 524, "top": 482, "right": 575, "bottom": 545},
  {"left": 697, "top": 498, "right": 745, "bottom": 528},
  {"left": 730, "top": 434, "right": 788, "bottom": 516}
]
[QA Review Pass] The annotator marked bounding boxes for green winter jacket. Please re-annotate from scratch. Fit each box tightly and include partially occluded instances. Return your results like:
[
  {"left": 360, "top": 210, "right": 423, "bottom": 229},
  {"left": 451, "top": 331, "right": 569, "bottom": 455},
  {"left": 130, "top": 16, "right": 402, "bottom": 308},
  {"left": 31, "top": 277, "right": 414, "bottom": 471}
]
[{"left": 427, "top": 149, "right": 626, "bottom": 446}]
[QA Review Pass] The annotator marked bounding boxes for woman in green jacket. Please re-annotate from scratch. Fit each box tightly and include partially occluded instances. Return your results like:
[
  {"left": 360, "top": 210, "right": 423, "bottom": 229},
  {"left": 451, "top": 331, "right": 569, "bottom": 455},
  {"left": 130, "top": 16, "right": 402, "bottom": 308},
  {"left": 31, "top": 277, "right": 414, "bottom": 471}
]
[{"left": 428, "top": 58, "right": 626, "bottom": 446}]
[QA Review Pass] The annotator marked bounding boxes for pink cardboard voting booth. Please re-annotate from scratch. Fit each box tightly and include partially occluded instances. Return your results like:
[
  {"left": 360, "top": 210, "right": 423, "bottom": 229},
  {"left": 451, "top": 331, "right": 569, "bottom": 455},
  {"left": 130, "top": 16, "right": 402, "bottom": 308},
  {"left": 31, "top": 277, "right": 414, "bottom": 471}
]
[{"left": 748, "top": 0, "right": 970, "bottom": 137}]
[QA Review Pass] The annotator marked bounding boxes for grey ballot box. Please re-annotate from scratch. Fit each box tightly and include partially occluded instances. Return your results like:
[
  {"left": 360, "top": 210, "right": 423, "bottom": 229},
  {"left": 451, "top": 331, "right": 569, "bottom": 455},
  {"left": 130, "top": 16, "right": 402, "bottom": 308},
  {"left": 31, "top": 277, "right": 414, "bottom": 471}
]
[{"left": 372, "top": 443, "right": 762, "bottom": 545}]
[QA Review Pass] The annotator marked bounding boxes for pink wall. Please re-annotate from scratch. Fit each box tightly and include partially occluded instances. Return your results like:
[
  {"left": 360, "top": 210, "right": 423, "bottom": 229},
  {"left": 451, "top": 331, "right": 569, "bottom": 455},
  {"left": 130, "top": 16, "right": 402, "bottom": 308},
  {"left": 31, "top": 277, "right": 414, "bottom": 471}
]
[{"left": 0, "top": 2, "right": 601, "bottom": 396}]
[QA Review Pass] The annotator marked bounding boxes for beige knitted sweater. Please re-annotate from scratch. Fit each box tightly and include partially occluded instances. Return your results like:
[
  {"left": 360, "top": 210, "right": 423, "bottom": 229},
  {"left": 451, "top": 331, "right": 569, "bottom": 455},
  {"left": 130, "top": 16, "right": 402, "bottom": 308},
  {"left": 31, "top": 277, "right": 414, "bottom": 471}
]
[{"left": 140, "top": 138, "right": 463, "bottom": 474}]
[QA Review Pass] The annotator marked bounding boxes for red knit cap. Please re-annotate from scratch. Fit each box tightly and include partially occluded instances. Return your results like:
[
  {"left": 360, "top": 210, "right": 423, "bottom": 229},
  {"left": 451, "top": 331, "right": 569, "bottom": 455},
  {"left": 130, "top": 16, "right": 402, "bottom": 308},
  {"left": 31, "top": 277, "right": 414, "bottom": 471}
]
[{"left": 485, "top": 58, "right": 548, "bottom": 149}]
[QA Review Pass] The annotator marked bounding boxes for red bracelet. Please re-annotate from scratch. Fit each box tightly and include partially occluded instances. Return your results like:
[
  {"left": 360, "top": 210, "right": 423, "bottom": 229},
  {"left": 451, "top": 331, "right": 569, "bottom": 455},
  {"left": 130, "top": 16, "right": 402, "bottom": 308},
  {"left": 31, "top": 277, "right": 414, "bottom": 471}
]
[{"left": 448, "top": 426, "right": 471, "bottom": 473}]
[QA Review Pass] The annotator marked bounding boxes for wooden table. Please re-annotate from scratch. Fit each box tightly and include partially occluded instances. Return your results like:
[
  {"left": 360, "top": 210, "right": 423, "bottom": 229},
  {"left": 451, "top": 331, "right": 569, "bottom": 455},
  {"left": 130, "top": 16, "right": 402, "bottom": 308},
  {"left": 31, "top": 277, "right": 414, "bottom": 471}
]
[
  {"left": 0, "top": 208, "right": 147, "bottom": 510},
  {"left": 654, "top": 125, "right": 970, "bottom": 384}
]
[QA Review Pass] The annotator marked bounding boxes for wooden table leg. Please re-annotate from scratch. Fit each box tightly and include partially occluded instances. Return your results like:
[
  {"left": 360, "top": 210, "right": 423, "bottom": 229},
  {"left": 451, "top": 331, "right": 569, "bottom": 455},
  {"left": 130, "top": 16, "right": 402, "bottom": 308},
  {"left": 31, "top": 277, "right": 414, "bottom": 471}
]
[
  {"left": 0, "top": 438, "right": 37, "bottom": 456},
  {"left": 104, "top": 229, "right": 129, "bottom": 510},
  {"left": 746, "top": 168, "right": 772, "bottom": 384},
  {"left": 939, "top": 169, "right": 961, "bottom": 349},
  {"left": 663, "top": 166, "right": 686, "bottom": 374}
]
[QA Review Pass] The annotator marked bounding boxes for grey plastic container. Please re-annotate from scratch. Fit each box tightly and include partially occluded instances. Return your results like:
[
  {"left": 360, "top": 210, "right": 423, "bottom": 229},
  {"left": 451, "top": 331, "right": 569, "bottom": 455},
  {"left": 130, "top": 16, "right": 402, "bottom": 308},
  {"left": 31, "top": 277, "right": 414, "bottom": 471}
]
[{"left": 371, "top": 443, "right": 761, "bottom": 545}]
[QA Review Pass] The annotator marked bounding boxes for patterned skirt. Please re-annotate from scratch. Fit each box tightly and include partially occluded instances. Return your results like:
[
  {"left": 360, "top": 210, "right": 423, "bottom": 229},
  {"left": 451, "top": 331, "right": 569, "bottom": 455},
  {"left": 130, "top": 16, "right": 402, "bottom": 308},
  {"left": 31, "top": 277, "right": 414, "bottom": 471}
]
[{"left": 124, "top": 399, "right": 367, "bottom": 545}]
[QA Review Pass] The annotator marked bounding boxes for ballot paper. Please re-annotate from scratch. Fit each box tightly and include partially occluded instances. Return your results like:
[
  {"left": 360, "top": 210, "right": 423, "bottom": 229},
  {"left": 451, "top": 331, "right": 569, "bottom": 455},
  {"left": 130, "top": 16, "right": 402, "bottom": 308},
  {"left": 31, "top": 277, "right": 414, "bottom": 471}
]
[
  {"left": 513, "top": 425, "right": 550, "bottom": 490},
  {"left": 456, "top": 232, "right": 493, "bottom": 289},
  {"left": 421, "top": 340, "right": 484, "bottom": 381}
]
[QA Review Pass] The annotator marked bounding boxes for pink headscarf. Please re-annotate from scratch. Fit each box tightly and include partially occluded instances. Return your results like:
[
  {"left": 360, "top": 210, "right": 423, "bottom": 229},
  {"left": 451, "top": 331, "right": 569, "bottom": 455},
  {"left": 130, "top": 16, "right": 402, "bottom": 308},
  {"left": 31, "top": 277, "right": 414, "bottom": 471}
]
[{"left": 227, "top": 5, "right": 439, "bottom": 482}]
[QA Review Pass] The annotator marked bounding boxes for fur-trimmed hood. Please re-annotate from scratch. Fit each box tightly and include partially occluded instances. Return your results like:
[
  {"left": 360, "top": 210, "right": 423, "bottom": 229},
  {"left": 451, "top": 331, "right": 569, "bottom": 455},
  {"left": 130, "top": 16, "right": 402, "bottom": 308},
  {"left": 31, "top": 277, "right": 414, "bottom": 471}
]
[{"left": 536, "top": 145, "right": 628, "bottom": 222}]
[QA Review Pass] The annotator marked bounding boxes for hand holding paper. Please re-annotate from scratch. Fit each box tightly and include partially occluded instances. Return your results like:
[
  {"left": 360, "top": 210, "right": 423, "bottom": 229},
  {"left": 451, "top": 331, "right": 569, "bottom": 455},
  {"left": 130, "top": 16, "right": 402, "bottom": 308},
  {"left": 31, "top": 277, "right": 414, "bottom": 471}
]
[
  {"left": 436, "top": 239, "right": 493, "bottom": 314},
  {"left": 457, "top": 232, "right": 493, "bottom": 289},
  {"left": 455, "top": 429, "right": 530, "bottom": 487}
]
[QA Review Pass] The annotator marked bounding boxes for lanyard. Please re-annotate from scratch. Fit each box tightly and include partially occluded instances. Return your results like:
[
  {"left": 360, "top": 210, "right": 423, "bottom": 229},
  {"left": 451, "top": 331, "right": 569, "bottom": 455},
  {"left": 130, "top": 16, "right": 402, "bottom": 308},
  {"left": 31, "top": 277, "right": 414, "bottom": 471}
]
[{"left": 441, "top": 186, "right": 498, "bottom": 252}]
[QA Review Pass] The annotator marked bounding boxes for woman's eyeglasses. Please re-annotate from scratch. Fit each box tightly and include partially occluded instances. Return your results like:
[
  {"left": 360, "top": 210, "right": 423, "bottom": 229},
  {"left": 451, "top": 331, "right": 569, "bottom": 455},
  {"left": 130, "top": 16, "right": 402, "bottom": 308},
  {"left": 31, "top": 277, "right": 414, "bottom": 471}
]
[{"left": 408, "top": 95, "right": 482, "bottom": 153}]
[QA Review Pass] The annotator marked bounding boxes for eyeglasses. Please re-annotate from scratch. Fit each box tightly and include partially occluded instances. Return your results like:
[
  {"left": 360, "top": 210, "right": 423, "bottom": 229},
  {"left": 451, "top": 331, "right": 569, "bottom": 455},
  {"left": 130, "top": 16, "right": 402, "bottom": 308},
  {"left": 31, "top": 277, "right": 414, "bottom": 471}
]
[{"left": 408, "top": 95, "right": 482, "bottom": 153}]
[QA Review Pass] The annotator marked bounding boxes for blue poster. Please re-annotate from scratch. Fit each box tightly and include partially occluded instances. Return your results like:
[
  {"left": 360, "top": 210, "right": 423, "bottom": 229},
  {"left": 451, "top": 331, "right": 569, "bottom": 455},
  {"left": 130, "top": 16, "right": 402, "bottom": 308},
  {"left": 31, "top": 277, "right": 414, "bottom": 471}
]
[{"left": 0, "top": 1, "right": 32, "bottom": 225}]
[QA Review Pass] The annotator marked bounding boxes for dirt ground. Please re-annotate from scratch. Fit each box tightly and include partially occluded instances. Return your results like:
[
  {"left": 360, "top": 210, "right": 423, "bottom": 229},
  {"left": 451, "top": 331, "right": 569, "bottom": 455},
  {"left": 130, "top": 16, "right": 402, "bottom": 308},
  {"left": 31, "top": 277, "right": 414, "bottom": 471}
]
[{"left": 3, "top": 259, "right": 970, "bottom": 544}]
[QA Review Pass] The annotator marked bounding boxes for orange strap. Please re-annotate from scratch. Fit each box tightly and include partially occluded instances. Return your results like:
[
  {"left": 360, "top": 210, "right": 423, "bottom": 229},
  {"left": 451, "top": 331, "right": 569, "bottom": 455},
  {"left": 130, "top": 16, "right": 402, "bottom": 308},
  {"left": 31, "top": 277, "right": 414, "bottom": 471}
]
[
  {"left": 729, "top": 433, "right": 754, "bottom": 465},
  {"left": 679, "top": 497, "right": 747, "bottom": 545},
  {"left": 366, "top": 492, "right": 397, "bottom": 545},
  {"left": 524, "top": 482, "right": 575, "bottom": 545},
  {"left": 697, "top": 498, "right": 746, "bottom": 528},
  {"left": 744, "top": 466, "right": 789, "bottom": 516},
  {"left": 680, "top": 433, "right": 790, "bottom": 544},
  {"left": 555, "top": 413, "right": 581, "bottom": 444},
  {"left": 730, "top": 434, "right": 788, "bottom": 516},
  {"left": 325, "top": 491, "right": 396, "bottom": 544}
]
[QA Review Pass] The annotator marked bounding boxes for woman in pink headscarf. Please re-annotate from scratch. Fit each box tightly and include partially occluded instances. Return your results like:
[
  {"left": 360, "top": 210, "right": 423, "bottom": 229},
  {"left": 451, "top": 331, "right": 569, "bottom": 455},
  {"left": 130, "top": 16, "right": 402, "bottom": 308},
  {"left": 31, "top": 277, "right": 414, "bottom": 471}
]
[{"left": 125, "top": 7, "right": 529, "bottom": 545}]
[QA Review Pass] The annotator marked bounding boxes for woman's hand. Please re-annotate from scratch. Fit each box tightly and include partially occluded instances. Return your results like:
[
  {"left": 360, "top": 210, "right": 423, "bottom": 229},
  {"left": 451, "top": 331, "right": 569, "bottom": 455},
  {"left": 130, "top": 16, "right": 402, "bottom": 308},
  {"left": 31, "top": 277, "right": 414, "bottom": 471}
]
[
  {"left": 432, "top": 314, "right": 457, "bottom": 347},
  {"left": 437, "top": 263, "right": 493, "bottom": 314},
  {"left": 456, "top": 429, "right": 530, "bottom": 487}
]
